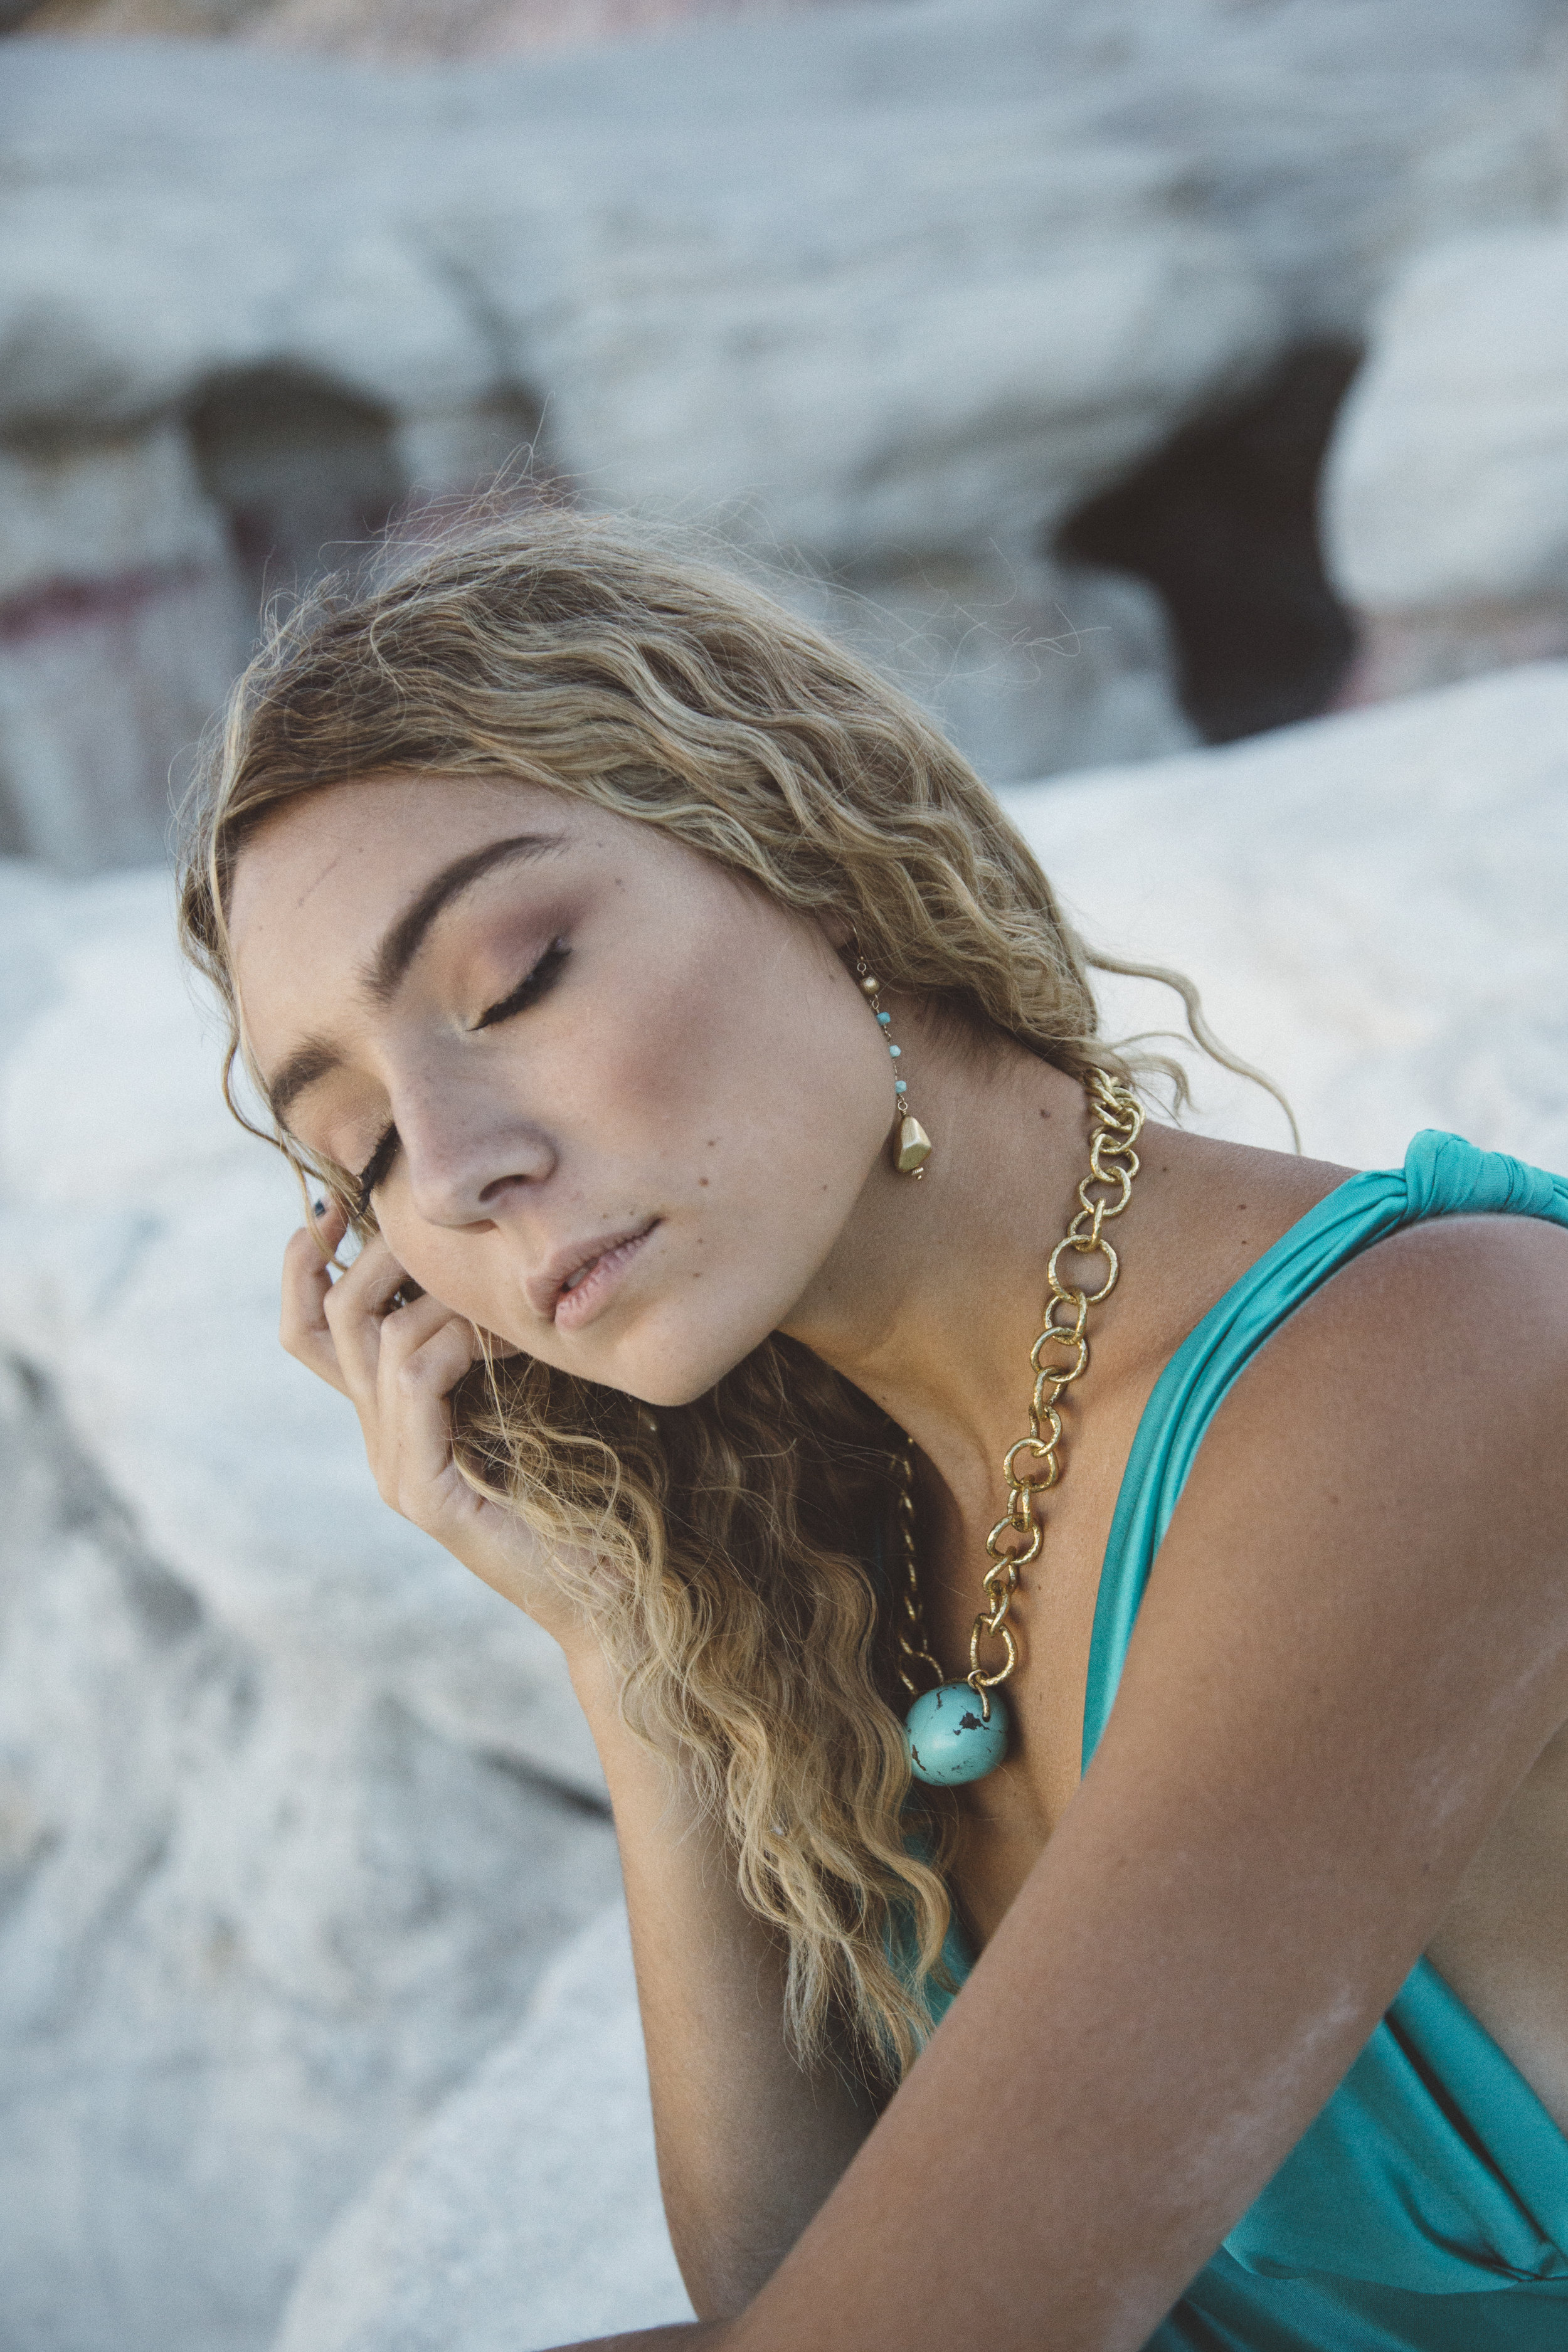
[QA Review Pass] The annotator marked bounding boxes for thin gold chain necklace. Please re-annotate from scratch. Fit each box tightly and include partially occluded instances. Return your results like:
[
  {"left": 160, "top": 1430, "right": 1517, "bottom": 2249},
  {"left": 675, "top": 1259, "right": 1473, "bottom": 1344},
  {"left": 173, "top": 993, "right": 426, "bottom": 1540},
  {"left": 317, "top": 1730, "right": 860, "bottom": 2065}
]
[{"left": 896, "top": 1067, "right": 1145, "bottom": 1786}]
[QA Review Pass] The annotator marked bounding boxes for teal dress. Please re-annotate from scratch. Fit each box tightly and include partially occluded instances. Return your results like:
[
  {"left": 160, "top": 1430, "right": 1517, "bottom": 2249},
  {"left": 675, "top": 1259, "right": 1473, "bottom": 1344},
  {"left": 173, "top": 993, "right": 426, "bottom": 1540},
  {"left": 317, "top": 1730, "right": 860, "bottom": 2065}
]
[{"left": 918, "top": 1131, "right": 1568, "bottom": 2349}]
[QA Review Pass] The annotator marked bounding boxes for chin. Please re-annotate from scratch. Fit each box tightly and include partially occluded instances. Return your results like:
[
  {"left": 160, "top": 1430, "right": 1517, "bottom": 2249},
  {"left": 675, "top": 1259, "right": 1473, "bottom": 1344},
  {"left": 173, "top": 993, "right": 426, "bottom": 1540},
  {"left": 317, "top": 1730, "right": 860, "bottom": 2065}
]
[
  {"left": 600, "top": 1342, "right": 753, "bottom": 1414},
  {"left": 590, "top": 1289, "right": 793, "bottom": 1412}
]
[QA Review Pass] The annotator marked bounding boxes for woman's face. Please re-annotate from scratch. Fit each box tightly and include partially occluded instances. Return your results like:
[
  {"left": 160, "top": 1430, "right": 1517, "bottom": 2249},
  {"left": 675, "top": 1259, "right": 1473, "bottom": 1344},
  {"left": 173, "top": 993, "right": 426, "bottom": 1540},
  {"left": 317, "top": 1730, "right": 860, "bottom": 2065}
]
[{"left": 228, "top": 776, "right": 898, "bottom": 1406}]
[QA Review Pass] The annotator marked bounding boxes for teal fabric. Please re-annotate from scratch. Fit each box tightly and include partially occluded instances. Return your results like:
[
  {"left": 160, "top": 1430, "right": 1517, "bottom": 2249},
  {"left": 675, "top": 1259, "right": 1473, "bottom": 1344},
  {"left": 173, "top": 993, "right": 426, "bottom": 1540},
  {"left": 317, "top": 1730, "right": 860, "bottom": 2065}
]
[{"left": 921, "top": 1131, "right": 1568, "bottom": 2348}]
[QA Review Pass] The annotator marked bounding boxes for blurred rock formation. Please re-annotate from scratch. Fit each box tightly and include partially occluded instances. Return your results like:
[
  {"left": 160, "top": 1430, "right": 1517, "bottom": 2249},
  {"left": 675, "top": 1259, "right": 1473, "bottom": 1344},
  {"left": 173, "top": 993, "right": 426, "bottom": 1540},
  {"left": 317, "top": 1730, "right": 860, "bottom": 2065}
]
[
  {"left": 272, "top": 1907, "right": 694, "bottom": 2352},
  {"left": 4, "top": 1, "right": 1568, "bottom": 866},
  {"left": 16, "top": 0, "right": 839, "bottom": 55},
  {"left": 3, "top": 657, "right": 1567, "bottom": 2350},
  {"left": 1325, "top": 224, "right": 1568, "bottom": 704}
]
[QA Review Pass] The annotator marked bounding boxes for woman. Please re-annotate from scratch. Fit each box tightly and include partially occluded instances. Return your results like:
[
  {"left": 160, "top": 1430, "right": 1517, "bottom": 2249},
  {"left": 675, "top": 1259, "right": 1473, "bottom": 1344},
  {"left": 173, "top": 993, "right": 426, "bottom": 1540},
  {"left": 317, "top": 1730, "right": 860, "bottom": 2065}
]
[{"left": 178, "top": 513, "right": 1568, "bottom": 2351}]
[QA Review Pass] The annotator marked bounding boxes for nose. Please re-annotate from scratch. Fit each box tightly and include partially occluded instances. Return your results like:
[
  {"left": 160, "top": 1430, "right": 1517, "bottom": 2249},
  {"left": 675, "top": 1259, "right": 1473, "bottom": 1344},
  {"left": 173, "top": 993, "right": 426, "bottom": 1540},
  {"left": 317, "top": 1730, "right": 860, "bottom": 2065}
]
[{"left": 395, "top": 1088, "right": 558, "bottom": 1228}]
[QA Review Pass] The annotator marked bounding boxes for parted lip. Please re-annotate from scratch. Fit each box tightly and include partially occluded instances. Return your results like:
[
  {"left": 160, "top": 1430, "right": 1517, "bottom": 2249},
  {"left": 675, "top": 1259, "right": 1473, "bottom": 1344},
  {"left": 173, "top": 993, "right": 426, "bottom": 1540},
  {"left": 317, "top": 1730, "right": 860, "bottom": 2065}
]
[{"left": 525, "top": 1219, "right": 660, "bottom": 1322}]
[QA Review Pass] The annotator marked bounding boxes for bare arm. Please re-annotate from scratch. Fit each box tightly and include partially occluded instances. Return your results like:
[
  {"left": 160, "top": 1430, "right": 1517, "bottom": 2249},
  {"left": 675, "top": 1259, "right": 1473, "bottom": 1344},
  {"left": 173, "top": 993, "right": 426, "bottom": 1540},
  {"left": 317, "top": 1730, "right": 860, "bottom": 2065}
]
[
  {"left": 569, "top": 1653, "right": 876, "bottom": 2311},
  {"left": 280, "top": 1210, "right": 872, "bottom": 2315}
]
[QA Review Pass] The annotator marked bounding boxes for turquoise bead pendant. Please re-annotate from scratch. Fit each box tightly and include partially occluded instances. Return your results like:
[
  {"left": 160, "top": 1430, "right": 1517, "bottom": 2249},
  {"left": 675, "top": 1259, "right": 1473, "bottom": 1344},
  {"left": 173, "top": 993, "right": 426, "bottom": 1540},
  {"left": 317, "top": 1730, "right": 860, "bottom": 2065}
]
[{"left": 905, "top": 1682, "right": 1010, "bottom": 1786}]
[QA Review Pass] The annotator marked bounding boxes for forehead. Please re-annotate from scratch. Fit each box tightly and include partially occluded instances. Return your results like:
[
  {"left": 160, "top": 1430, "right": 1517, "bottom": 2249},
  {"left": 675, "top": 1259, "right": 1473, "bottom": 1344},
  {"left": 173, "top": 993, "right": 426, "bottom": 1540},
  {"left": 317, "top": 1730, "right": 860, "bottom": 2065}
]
[
  {"left": 227, "top": 775, "right": 595, "bottom": 1068},
  {"left": 228, "top": 773, "right": 578, "bottom": 941}
]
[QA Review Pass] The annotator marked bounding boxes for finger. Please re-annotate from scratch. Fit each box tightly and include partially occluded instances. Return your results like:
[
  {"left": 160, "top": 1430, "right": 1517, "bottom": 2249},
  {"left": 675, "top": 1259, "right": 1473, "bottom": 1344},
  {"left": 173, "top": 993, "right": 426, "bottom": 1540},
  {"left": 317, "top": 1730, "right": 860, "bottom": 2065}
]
[
  {"left": 320, "top": 1231, "right": 419, "bottom": 1405},
  {"left": 380, "top": 1315, "right": 486, "bottom": 1515},
  {"left": 373, "top": 1286, "right": 466, "bottom": 1375},
  {"left": 280, "top": 1205, "right": 352, "bottom": 1394}
]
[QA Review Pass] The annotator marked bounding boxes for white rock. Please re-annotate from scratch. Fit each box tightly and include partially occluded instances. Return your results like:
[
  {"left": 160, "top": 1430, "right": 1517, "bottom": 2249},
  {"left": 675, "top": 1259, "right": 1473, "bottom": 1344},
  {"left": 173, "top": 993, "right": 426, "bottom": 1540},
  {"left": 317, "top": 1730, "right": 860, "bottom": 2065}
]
[
  {"left": 0, "top": 426, "right": 243, "bottom": 869},
  {"left": 0, "top": 1350, "right": 626, "bottom": 2352},
  {"left": 1000, "top": 659, "right": 1568, "bottom": 1177},
  {"left": 1327, "top": 227, "right": 1568, "bottom": 613},
  {"left": 503, "top": 177, "right": 1279, "bottom": 563},
  {"left": 0, "top": 853, "right": 76, "bottom": 1035},
  {"left": 1321, "top": 225, "right": 1568, "bottom": 704},
  {"left": 0, "top": 420, "right": 229, "bottom": 601},
  {"left": 272, "top": 1905, "right": 693, "bottom": 2352}
]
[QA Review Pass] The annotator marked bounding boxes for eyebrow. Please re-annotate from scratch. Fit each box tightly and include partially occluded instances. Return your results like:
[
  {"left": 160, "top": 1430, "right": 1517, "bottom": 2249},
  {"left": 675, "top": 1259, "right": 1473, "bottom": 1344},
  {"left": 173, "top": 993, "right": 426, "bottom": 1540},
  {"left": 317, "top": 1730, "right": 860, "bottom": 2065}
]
[
  {"left": 366, "top": 832, "right": 566, "bottom": 1004},
  {"left": 264, "top": 831, "right": 566, "bottom": 1127}
]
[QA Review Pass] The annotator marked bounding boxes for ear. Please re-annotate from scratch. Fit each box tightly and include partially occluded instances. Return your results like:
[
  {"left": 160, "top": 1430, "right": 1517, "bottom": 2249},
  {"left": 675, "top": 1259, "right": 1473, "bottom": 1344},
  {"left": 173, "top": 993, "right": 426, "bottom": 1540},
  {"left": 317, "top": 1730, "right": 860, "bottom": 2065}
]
[{"left": 818, "top": 913, "right": 856, "bottom": 951}]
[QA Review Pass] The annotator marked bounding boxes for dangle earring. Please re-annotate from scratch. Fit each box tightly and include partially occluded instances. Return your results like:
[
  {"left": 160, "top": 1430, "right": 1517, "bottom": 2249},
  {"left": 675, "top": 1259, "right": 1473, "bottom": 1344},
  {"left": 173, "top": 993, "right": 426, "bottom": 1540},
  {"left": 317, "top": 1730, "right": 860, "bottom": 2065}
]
[{"left": 853, "top": 943, "right": 933, "bottom": 1177}]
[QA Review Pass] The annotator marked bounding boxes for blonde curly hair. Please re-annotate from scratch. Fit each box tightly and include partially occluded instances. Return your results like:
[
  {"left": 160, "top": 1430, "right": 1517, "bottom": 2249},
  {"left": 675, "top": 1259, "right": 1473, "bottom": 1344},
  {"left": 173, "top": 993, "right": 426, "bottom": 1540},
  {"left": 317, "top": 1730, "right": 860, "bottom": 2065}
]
[{"left": 177, "top": 509, "right": 1239, "bottom": 2084}]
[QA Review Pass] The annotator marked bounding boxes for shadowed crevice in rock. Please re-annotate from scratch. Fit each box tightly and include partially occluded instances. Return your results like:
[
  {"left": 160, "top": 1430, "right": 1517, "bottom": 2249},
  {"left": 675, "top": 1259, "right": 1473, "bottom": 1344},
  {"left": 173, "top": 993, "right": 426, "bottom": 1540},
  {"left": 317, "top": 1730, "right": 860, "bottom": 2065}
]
[
  {"left": 188, "top": 367, "right": 405, "bottom": 617},
  {"left": 1057, "top": 341, "right": 1362, "bottom": 745}
]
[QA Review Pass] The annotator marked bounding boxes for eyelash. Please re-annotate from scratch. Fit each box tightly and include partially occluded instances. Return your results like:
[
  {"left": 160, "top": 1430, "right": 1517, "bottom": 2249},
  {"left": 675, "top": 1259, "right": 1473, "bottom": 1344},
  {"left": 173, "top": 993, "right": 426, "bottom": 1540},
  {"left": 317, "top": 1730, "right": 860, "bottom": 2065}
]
[{"left": 351, "top": 939, "right": 571, "bottom": 1212}]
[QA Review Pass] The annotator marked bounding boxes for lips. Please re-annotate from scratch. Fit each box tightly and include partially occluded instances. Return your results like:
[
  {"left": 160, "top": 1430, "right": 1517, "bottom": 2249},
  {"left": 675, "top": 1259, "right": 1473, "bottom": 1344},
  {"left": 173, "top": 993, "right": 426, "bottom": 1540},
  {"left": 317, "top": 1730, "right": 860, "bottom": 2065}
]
[{"left": 528, "top": 1219, "right": 660, "bottom": 1325}]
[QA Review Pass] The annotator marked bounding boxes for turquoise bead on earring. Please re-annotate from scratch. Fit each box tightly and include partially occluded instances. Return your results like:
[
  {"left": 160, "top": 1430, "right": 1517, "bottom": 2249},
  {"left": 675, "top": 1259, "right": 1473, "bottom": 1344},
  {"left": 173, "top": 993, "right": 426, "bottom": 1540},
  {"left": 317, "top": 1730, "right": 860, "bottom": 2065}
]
[{"left": 853, "top": 950, "right": 933, "bottom": 1177}]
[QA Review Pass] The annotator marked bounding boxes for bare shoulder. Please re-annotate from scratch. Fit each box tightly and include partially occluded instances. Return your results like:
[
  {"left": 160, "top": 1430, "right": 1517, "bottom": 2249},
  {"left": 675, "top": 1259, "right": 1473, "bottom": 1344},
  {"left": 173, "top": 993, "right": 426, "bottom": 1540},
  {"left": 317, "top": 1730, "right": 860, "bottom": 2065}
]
[
  {"left": 1143, "top": 1121, "right": 1568, "bottom": 1387},
  {"left": 1122, "top": 1124, "right": 1351, "bottom": 1351},
  {"left": 1138, "top": 1199, "right": 1568, "bottom": 1747},
  {"left": 1246, "top": 1201, "right": 1568, "bottom": 1428},
  {"left": 1138, "top": 1120, "right": 1352, "bottom": 1241}
]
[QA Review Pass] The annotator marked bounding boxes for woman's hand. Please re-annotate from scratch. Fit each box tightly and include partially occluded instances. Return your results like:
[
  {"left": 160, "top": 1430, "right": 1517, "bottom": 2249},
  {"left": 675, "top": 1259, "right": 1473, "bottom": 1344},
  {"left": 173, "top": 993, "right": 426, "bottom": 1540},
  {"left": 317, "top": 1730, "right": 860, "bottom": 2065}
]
[{"left": 280, "top": 1201, "right": 586, "bottom": 1647}]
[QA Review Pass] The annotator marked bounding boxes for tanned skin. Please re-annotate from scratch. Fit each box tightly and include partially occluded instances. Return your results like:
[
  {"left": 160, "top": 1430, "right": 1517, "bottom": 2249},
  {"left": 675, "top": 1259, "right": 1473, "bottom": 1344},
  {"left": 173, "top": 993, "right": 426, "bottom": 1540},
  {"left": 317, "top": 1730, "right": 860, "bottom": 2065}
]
[{"left": 228, "top": 775, "right": 1568, "bottom": 2352}]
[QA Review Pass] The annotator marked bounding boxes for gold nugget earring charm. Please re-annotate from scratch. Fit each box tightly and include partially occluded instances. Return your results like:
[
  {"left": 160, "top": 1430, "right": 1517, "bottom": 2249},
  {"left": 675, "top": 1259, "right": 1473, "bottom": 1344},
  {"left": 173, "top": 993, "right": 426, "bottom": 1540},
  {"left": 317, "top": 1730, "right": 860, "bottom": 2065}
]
[{"left": 854, "top": 945, "right": 933, "bottom": 1177}]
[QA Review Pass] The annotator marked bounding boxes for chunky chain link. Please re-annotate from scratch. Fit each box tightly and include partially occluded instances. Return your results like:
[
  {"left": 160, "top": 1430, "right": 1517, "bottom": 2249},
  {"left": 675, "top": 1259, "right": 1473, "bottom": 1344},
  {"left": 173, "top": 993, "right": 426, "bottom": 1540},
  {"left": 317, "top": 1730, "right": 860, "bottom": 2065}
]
[{"left": 893, "top": 1067, "right": 1145, "bottom": 1717}]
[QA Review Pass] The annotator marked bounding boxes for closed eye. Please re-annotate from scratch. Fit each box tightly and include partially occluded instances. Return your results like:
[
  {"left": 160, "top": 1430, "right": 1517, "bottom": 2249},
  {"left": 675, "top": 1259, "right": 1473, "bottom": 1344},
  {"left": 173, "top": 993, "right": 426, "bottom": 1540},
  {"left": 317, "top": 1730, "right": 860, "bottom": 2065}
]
[
  {"left": 354, "top": 1121, "right": 399, "bottom": 1214},
  {"left": 472, "top": 938, "right": 569, "bottom": 1031},
  {"left": 352, "top": 940, "right": 569, "bottom": 1211}
]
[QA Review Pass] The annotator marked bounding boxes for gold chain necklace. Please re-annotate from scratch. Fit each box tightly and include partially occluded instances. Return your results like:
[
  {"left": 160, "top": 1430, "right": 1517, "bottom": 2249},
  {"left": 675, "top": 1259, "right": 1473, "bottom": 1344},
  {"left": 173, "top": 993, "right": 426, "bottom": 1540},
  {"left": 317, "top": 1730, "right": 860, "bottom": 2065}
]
[{"left": 897, "top": 1067, "right": 1145, "bottom": 1786}]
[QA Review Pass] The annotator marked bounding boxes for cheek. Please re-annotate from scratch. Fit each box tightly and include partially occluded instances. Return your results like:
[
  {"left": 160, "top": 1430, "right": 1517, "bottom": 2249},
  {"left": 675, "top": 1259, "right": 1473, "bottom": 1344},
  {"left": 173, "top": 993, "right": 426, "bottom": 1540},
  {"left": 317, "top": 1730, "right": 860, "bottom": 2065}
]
[
  {"left": 367, "top": 1197, "right": 499, "bottom": 1333},
  {"left": 589, "top": 931, "right": 755, "bottom": 1148},
  {"left": 633, "top": 926, "right": 887, "bottom": 1268}
]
